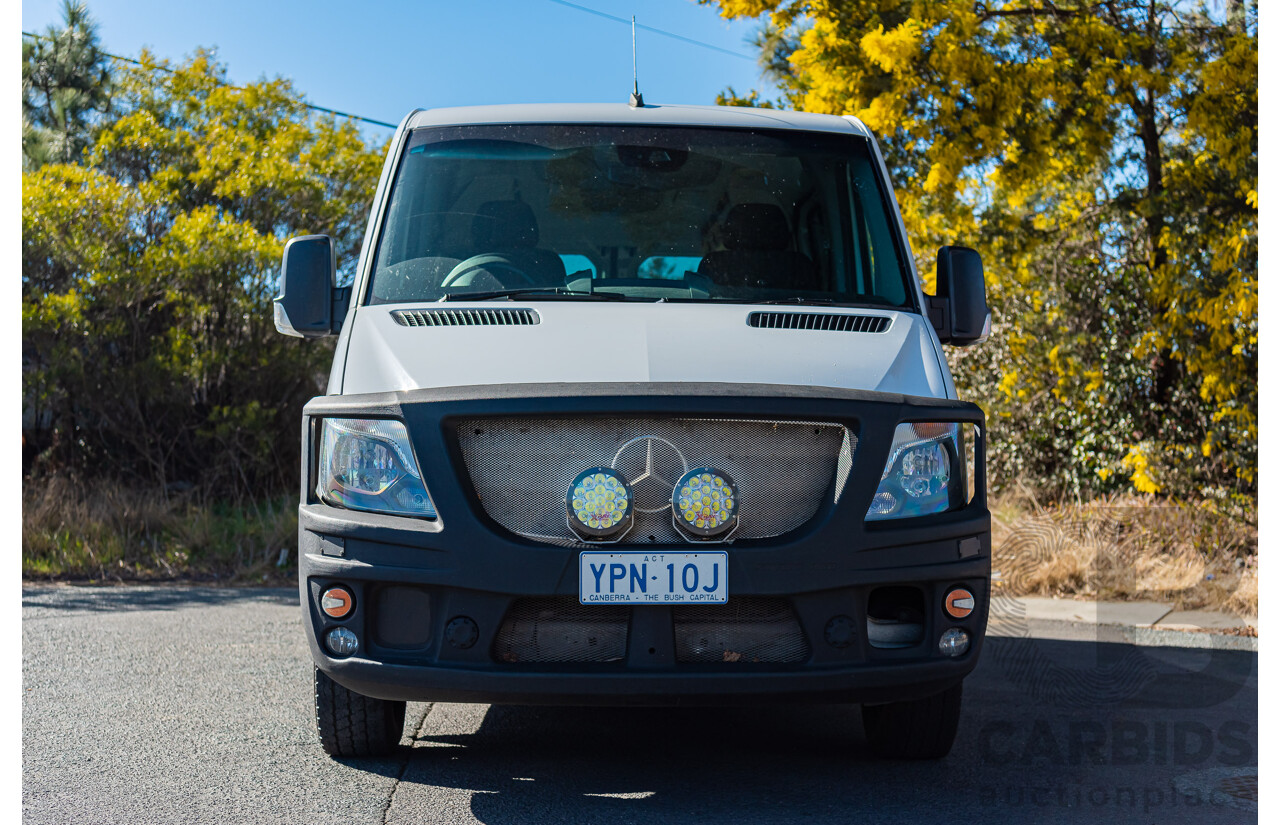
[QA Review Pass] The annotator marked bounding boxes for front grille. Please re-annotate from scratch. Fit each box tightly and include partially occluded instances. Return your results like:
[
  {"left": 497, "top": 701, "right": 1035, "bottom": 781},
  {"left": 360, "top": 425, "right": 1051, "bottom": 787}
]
[
  {"left": 747, "top": 311, "right": 890, "bottom": 333},
  {"left": 456, "top": 417, "right": 855, "bottom": 545},
  {"left": 493, "top": 597, "right": 629, "bottom": 663},
  {"left": 673, "top": 598, "right": 810, "bottom": 663},
  {"left": 392, "top": 308, "right": 539, "bottom": 327}
]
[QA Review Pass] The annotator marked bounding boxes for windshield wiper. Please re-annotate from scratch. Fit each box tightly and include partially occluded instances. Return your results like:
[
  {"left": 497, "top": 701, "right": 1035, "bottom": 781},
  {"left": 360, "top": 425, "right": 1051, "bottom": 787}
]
[
  {"left": 439, "top": 288, "right": 625, "bottom": 302},
  {"left": 747, "top": 297, "right": 838, "bottom": 305}
]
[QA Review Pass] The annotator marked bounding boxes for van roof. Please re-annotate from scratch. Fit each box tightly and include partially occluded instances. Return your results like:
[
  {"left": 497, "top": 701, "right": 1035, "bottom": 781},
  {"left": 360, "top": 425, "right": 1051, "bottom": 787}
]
[{"left": 405, "top": 103, "right": 872, "bottom": 138}]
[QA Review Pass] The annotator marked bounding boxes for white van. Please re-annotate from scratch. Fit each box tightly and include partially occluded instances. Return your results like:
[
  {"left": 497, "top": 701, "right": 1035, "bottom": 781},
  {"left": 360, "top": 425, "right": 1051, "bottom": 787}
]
[{"left": 275, "top": 103, "right": 992, "bottom": 760}]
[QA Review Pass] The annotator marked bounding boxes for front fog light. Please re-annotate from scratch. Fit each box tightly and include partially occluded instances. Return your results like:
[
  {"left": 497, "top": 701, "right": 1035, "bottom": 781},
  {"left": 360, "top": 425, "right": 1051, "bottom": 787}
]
[
  {"left": 938, "top": 627, "right": 970, "bottom": 657},
  {"left": 673, "top": 468, "right": 738, "bottom": 539},
  {"left": 567, "top": 468, "right": 633, "bottom": 540},
  {"left": 325, "top": 627, "right": 359, "bottom": 657}
]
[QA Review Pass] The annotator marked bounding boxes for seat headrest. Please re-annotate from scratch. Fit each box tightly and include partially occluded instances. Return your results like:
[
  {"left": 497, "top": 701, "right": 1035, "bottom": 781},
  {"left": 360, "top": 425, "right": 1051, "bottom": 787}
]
[
  {"left": 473, "top": 201, "right": 539, "bottom": 249},
  {"left": 723, "top": 203, "right": 790, "bottom": 251}
]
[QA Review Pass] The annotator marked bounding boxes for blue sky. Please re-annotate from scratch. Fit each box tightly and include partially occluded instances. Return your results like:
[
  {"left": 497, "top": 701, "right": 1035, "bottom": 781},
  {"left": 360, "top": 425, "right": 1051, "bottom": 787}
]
[{"left": 20, "top": 0, "right": 782, "bottom": 133}]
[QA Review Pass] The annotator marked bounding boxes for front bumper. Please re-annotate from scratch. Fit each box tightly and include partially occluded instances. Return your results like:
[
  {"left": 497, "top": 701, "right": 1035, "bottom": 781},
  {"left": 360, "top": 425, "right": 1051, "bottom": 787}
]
[{"left": 299, "top": 382, "right": 991, "bottom": 706}]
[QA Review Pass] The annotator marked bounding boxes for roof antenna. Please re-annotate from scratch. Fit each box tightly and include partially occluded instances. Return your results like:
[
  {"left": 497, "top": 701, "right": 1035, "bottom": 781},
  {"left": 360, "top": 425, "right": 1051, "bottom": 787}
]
[{"left": 629, "top": 15, "right": 645, "bottom": 108}]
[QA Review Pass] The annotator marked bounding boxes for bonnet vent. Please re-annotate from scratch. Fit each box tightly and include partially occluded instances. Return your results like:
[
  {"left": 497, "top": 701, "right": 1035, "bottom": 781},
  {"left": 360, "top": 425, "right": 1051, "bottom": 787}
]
[
  {"left": 392, "top": 308, "right": 540, "bottom": 327},
  {"left": 747, "top": 311, "right": 891, "bottom": 333}
]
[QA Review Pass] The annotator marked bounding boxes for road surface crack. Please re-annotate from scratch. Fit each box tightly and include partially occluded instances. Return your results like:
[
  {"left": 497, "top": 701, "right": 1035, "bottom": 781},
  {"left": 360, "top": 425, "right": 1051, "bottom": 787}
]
[{"left": 382, "top": 703, "right": 431, "bottom": 825}]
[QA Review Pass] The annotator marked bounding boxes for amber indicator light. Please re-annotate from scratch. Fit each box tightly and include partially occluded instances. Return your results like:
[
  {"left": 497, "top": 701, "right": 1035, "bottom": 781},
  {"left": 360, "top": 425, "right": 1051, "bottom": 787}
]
[
  {"left": 944, "top": 588, "right": 975, "bottom": 619},
  {"left": 320, "top": 586, "right": 354, "bottom": 619}
]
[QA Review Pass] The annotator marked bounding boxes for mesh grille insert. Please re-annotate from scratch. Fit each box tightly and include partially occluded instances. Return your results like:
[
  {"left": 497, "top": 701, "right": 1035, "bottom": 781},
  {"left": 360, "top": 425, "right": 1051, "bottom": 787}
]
[
  {"left": 457, "top": 417, "right": 854, "bottom": 546},
  {"left": 673, "top": 598, "right": 810, "bottom": 663},
  {"left": 493, "top": 597, "right": 629, "bottom": 663},
  {"left": 747, "top": 311, "right": 890, "bottom": 333},
  {"left": 392, "top": 308, "right": 539, "bottom": 327}
]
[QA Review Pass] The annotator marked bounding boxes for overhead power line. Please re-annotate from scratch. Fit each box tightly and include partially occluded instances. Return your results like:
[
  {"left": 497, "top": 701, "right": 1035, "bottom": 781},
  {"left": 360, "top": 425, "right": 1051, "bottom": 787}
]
[
  {"left": 21, "top": 30, "right": 397, "bottom": 128},
  {"left": 543, "top": 0, "right": 756, "bottom": 61}
]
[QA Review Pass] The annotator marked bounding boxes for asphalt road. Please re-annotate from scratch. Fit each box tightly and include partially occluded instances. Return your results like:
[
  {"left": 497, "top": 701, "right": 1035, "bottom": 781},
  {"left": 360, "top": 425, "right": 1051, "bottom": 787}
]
[{"left": 23, "top": 585, "right": 1257, "bottom": 824}]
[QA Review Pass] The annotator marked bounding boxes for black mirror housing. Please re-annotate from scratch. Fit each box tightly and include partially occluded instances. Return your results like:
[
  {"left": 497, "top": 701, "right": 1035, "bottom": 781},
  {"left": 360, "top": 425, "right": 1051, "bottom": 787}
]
[
  {"left": 927, "top": 245, "right": 991, "bottom": 346},
  {"left": 273, "top": 235, "right": 346, "bottom": 338}
]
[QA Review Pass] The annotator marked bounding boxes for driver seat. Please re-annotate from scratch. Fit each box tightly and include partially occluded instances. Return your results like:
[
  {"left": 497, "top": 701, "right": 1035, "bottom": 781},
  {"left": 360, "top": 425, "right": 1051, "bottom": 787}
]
[
  {"left": 698, "top": 203, "right": 819, "bottom": 292},
  {"left": 469, "top": 200, "right": 566, "bottom": 286}
]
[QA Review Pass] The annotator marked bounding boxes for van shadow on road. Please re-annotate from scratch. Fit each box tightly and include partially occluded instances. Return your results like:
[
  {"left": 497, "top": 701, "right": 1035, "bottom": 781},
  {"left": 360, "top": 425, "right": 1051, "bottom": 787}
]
[
  {"left": 21, "top": 584, "right": 297, "bottom": 615},
  {"left": 351, "top": 637, "right": 1257, "bottom": 824}
]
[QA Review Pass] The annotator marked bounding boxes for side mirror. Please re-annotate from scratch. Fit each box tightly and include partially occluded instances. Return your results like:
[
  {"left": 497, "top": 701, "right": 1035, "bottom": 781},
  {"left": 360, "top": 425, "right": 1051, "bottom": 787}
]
[
  {"left": 926, "top": 245, "right": 992, "bottom": 346},
  {"left": 273, "top": 235, "right": 350, "bottom": 338}
]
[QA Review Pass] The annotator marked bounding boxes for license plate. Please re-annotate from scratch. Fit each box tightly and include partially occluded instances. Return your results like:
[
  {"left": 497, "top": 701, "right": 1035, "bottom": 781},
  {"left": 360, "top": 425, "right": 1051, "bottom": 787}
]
[{"left": 579, "top": 552, "right": 727, "bottom": 604}]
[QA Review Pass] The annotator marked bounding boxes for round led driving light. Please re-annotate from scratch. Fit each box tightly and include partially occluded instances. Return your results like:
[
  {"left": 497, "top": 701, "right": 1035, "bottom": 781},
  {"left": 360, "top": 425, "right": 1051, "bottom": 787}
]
[
  {"left": 567, "top": 467, "right": 633, "bottom": 540},
  {"left": 325, "top": 627, "right": 359, "bottom": 657},
  {"left": 673, "top": 467, "right": 738, "bottom": 539},
  {"left": 320, "top": 585, "right": 354, "bottom": 619},
  {"left": 938, "top": 627, "right": 970, "bottom": 658}
]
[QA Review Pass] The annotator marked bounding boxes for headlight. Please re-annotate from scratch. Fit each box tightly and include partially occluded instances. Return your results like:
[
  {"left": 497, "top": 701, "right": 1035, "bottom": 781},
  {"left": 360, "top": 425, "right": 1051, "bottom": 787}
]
[
  {"left": 865, "top": 422, "right": 962, "bottom": 521},
  {"left": 316, "top": 418, "right": 436, "bottom": 518}
]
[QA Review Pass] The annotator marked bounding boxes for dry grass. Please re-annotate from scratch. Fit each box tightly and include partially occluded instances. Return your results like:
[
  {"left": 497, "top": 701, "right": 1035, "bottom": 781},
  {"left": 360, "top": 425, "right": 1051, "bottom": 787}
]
[
  {"left": 991, "top": 489, "right": 1258, "bottom": 619},
  {"left": 22, "top": 476, "right": 297, "bottom": 584},
  {"left": 24, "top": 477, "right": 1259, "bottom": 617}
]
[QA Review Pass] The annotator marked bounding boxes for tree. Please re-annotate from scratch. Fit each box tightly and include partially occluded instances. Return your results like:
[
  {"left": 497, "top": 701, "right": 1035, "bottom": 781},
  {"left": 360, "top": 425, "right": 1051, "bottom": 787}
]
[
  {"left": 22, "top": 50, "right": 386, "bottom": 497},
  {"left": 22, "top": 0, "right": 112, "bottom": 168},
  {"left": 705, "top": 0, "right": 1257, "bottom": 504}
]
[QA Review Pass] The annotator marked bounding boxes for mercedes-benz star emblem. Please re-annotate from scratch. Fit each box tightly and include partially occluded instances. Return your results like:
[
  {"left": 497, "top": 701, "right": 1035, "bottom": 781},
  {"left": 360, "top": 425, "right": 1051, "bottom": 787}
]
[{"left": 611, "top": 436, "right": 688, "bottom": 513}]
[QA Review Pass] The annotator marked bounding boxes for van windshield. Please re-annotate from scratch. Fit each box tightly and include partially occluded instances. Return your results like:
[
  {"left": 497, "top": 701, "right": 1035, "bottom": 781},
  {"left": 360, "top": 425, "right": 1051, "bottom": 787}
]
[{"left": 367, "top": 124, "right": 915, "bottom": 308}]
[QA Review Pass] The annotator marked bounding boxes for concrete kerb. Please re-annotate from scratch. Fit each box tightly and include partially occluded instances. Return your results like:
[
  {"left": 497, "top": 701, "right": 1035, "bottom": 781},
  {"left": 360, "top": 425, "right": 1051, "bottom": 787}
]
[
  {"left": 987, "top": 594, "right": 1258, "bottom": 652},
  {"left": 1014, "top": 596, "right": 1176, "bottom": 627}
]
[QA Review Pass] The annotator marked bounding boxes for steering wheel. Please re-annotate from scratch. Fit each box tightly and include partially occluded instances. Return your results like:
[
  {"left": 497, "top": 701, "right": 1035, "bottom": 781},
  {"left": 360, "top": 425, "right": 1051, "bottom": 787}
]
[{"left": 440, "top": 254, "right": 536, "bottom": 289}]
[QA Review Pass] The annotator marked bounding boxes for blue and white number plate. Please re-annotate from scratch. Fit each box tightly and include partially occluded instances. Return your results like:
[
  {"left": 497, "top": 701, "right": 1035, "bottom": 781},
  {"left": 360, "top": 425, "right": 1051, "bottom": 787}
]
[{"left": 579, "top": 552, "right": 727, "bottom": 604}]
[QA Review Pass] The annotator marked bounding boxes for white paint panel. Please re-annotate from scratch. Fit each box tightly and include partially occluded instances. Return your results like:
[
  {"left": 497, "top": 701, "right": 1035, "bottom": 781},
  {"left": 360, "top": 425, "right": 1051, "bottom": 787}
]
[
  {"left": 408, "top": 103, "right": 870, "bottom": 137},
  {"left": 340, "top": 303, "right": 947, "bottom": 398}
]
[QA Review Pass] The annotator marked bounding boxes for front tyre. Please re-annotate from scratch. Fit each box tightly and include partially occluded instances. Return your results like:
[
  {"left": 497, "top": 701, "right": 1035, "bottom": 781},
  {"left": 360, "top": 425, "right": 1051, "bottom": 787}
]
[
  {"left": 861, "top": 681, "right": 963, "bottom": 759},
  {"left": 314, "top": 667, "right": 407, "bottom": 757}
]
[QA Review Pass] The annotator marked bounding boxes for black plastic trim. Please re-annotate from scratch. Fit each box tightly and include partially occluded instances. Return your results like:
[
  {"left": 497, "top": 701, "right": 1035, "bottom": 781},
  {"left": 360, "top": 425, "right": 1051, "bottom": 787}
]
[{"left": 296, "top": 382, "right": 989, "bottom": 705}]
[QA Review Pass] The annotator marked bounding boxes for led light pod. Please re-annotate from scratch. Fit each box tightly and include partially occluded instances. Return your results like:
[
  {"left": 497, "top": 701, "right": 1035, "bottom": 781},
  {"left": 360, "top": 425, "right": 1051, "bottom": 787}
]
[
  {"left": 567, "top": 467, "right": 633, "bottom": 540},
  {"left": 673, "top": 467, "right": 738, "bottom": 539}
]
